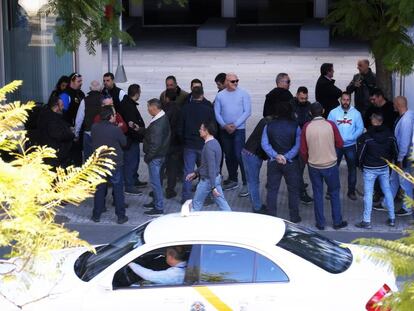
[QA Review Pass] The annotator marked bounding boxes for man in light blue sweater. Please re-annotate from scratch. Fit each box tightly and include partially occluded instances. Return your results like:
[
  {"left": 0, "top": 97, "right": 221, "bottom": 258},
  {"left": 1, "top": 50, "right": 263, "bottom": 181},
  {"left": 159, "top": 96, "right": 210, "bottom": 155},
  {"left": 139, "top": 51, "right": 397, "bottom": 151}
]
[
  {"left": 214, "top": 73, "right": 252, "bottom": 196},
  {"left": 328, "top": 92, "right": 364, "bottom": 200},
  {"left": 387, "top": 96, "right": 414, "bottom": 216}
]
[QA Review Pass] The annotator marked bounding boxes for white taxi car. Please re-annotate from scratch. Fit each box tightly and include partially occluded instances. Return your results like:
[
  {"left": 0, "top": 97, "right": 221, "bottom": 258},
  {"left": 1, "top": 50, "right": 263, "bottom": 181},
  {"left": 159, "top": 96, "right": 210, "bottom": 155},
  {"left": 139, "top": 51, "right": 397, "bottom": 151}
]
[{"left": 0, "top": 210, "right": 396, "bottom": 311}]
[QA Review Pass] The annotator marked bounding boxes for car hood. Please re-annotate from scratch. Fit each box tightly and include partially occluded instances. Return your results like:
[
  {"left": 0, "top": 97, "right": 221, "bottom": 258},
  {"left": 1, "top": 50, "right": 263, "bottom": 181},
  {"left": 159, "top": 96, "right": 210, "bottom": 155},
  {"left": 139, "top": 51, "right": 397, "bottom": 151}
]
[{"left": 0, "top": 247, "right": 89, "bottom": 307}]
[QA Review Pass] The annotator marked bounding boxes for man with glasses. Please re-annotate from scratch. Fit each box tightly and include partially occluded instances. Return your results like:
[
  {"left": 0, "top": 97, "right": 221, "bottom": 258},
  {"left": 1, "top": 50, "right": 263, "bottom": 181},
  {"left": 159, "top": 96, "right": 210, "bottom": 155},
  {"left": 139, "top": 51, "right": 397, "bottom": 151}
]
[
  {"left": 214, "top": 73, "right": 251, "bottom": 196},
  {"left": 328, "top": 92, "right": 364, "bottom": 201},
  {"left": 263, "top": 73, "right": 293, "bottom": 117},
  {"left": 315, "top": 63, "right": 342, "bottom": 118}
]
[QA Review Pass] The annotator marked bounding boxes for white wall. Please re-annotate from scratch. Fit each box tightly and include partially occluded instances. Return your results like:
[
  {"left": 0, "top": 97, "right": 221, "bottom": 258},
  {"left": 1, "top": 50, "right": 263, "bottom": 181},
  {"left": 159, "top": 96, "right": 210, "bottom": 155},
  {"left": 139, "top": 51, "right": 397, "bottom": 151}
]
[{"left": 76, "top": 36, "right": 103, "bottom": 93}]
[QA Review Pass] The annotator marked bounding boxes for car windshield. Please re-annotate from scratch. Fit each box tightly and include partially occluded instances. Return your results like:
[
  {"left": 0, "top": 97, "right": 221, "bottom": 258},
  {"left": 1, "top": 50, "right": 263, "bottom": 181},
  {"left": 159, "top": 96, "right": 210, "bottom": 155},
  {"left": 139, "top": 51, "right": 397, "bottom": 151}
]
[
  {"left": 75, "top": 222, "right": 150, "bottom": 281},
  {"left": 277, "top": 221, "right": 352, "bottom": 274}
]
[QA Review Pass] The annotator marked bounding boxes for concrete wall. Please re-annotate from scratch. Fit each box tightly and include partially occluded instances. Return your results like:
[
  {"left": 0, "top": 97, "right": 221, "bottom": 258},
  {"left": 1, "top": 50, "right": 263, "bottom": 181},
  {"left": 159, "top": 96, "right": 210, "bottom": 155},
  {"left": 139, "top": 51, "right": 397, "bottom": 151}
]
[
  {"left": 314, "top": 0, "right": 328, "bottom": 18},
  {"left": 76, "top": 36, "right": 103, "bottom": 93},
  {"left": 222, "top": 0, "right": 236, "bottom": 18}
]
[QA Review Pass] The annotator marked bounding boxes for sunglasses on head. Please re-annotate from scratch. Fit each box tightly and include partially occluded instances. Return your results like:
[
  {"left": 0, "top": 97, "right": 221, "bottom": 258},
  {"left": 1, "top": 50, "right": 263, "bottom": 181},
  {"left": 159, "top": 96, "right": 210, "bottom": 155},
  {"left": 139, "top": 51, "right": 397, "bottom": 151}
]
[{"left": 230, "top": 79, "right": 239, "bottom": 84}]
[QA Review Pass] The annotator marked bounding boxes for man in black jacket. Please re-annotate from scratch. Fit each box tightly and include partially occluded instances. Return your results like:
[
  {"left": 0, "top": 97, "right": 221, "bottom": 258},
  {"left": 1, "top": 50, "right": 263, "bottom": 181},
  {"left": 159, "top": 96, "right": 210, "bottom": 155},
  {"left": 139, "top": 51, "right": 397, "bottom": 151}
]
[
  {"left": 177, "top": 86, "right": 216, "bottom": 204},
  {"left": 356, "top": 113, "right": 398, "bottom": 229},
  {"left": 315, "top": 63, "right": 342, "bottom": 118},
  {"left": 37, "top": 96, "right": 74, "bottom": 168},
  {"left": 91, "top": 106, "right": 128, "bottom": 224},
  {"left": 119, "top": 84, "right": 147, "bottom": 195},
  {"left": 364, "top": 88, "right": 398, "bottom": 130},
  {"left": 143, "top": 98, "right": 171, "bottom": 216},
  {"left": 263, "top": 73, "right": 293, "bottom": 117},
  {"left": 346, "top": 59, "right": 376, "bottom": 117},
  {"left": 102, "top": 72, "right": 126, "bottom": 112}
]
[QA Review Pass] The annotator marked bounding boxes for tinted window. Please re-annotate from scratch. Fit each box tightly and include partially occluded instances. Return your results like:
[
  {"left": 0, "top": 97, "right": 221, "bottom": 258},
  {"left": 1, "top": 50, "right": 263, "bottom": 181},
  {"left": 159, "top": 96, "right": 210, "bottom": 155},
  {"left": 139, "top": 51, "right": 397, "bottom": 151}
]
[
  {"left": 277, "top": 222, "right": 353, "bottom": 274},
  {"left": 255, "top": 254, "right": 289, "bottom": 282},
  {"left": 200, "top": 245, "right": 254, "bottom": 284}
]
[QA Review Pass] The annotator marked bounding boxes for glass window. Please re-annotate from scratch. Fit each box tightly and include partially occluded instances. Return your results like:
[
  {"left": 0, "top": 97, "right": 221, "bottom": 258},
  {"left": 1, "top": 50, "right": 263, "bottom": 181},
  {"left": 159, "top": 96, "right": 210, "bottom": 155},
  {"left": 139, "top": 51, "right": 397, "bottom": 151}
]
[
  {"left": 277, "top": 222, "right": 353, "bottom": 274},
  {"left": 255, "top": 253, "right": 289, "bottom": 282},
  {"left": 200, "top": 245, "right": 255, "bottom": 284}
]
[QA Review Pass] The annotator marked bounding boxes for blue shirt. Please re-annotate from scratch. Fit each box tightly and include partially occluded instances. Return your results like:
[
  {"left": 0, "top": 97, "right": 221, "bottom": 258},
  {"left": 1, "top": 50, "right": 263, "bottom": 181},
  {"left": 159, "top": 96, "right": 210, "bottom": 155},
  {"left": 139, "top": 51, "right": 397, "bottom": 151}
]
[
  {"left": 327, "top": 106, "right": 363, "bottom": 147},
  {"left": 394, "top": 110, "right": 414, "bottom": 163},
  {"left": 128, "top": 261, "right": 186, "bottom": 285},
  {"left": 214, "top": 88, "right": 251, "bottom": 129},
  {"left": 261, "top": 125, "right": 301, "bottom": 162}
]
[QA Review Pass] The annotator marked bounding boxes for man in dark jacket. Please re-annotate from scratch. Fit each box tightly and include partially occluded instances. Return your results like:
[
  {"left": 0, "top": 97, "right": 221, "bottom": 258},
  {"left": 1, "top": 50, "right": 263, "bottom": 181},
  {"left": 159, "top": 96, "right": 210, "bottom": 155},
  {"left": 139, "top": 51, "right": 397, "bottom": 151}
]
[
  {"left": 177, "top": 86, "right": 216, "bottom": 203},
  {"left": 143, "top": 98, "right": 171, "bottom": 216},
  {"left": 160, "top": 75, "right": 189, "bottom": 107},
  {"left": 91, "top": 106, "right": 128, "bottom": 224},
  {"left": 315, "top": 63, "right": 342, "bottom": 118},
  {"left": 290, "top": 86, "right": 313, "bottom": 204},
  {"left": 161, "top": 89, "right": 182, "bottom": 198},
  {"left": 346, "top": 59, "right": 376, "bottom": 117},
  {"left": 364, "top": 88, "right": 398, "bottom": 130},
  {"left": 263, "top": 73, "right": 293, "bottom": 117},
  {"left": 119, "top": 84, "right": 147, "bottom": 195},
  {"left": 37, "top": 96, "right": 74, "bottom": 168},
  {"left": 261, "top": 101, "right": 302, "bottom": 223},
  {"left": 242, "top": 116, "right": 274, "bottom": 213},
  {"left": 356, "top": 113, "right": 398, "bottom": 229},
  {"left": 102, "top": 72, "right": 126, "bottom": 112}
]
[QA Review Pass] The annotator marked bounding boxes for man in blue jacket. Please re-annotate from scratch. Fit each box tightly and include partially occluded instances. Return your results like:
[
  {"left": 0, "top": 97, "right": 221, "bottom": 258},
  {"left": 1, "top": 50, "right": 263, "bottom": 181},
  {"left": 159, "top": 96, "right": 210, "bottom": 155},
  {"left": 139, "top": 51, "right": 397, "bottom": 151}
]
[{"left": 328, "top": 92, "right": 364, "bottom": 200}]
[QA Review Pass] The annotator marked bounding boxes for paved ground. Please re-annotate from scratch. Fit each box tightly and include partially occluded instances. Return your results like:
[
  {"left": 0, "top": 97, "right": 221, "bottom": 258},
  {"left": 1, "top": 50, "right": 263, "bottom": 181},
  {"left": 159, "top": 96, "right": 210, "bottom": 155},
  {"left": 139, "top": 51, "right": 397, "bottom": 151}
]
[{"left": 58, "top": 26, "right": 414, "bottom": 232}]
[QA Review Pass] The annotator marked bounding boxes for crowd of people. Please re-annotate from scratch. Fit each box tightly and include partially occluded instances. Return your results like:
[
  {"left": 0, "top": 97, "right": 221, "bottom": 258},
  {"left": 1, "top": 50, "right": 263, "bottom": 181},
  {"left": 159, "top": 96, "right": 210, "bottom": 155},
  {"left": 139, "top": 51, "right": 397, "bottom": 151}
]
[{"left": 25, "top": 59, "right": 414, "bottom": 229}]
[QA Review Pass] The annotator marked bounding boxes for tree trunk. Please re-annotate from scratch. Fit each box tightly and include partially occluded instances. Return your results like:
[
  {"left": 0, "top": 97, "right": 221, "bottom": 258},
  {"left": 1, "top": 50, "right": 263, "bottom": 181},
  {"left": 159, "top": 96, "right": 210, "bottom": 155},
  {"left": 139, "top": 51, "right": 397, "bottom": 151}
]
[{"left": 375, "top": 58, "right": 393, "bottom": 100}]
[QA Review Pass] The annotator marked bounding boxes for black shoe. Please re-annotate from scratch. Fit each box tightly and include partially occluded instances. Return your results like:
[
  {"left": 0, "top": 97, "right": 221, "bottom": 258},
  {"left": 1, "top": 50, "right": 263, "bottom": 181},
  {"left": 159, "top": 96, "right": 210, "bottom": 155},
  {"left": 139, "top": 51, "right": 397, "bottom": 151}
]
[
  {"left": 373, "top": 205, "right": 387, "bottom": 212},
  {"left": 117, "top": 216, "right": 128, "bottom": 224},
  {"left": 300, "top": 191, "right": 313, "bottom": 204},
  {"left": 395, "top": 208, "right": 412, "bottom": 217},
  {"left": 112, "top": 202, "right": 129, "bottom": 209},
  {"left": 125, "top": 187, "right": 143, "bottom": 196},
  {"left": 347, "top": 192, "right": 357, "bottom": 201},
  {"left": 315, "top": 224, "right": 325, "bottom": 230},
  {"left": 355, "top": 221, "right": 372, "bottom": 229},
  {"left": 291, "top": 216, "right": 302, "bottom": 224},
  {"left": 91, "top": 216, "right": 100, "bottom": 223},
  {"left": 135, "top": 180, "right": 148, "bottom": 188},
  {"left": 144, "top": 209, "right": 163, "bottom": 217},
  {"left": 333, "top": 221, "right": 348, "bottom": 230},
  {"left": 386, "top": 218, "right": 395, "bottom": 227},
  {"left": 165, "top": 190, "right": 177, "bottom": 199},
  {"left": 143, "top": 201, "right": 155, "bottom": 209}
]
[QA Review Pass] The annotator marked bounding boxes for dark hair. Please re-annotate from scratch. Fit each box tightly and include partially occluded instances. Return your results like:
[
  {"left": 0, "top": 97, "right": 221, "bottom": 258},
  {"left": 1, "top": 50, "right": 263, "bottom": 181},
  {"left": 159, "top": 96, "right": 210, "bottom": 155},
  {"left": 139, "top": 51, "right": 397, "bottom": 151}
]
[
  {"left": 166, "top": 246, "right": 186, "bottom": 261},
  {"left": 276, "top": 73, "right": 289, "bottom": 84},
  {"left": 320, "top": 63, "right": 333, "bottom": 76},
  {"left": 215, "top": 73, "right": 226, "bottom": 84},
  {"left": 370, "top": 88, "right": 384, "bottom": 98},
  {"left": 202, "top": 121, "right": 217, "bottom": 136},
  {"left": 165, "top": 89, "right": 177, "bottom": 101},
  {"left": 191, "top": 86, "right": 204, "bottom": 99},
  {"left": 370, "top": 112, "right": 384, "bottom": 123},
  {"left": 341, "top": 91, "right": 351, "bottom": 98},
  {"left": 69, "top": 72, "right": 82, "bottom": 81},
  {"left": 191, "top": 78, "right": 203, "bottom": 88},
  {"left": 297, "top": 86, "right": 308, "bottom": 94},
  {"left": 128, "top": 84, "right": 141, "bottom": 97},
  {"left": 103, "top": 72, "right": 115, "bottom": 80},
  {"left": 147, "top": 98, "right": 162, "bottom": 109},
  {"left": 311, "top": 102, "right": 324, "bottom": 117},
  {"left": 274, "top": 101, "right": 293, "bottom": 119},
  {"left": 55, "top": 75, "right": 70, "bottom": 89},
  {"left": 165, "top": 75, "right": 177, "bottom": 83},
  {"left": 48, "top": 96, "right": 61, "bottom": 109},
  {"left": 100, "top": 106, "right": 115, "bottom": 120}
]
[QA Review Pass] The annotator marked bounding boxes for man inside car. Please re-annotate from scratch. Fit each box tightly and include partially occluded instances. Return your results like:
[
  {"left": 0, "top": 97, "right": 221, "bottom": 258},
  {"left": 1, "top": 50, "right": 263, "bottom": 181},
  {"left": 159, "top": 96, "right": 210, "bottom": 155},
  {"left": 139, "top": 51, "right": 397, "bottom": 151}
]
[{"left": 128, "top": 246, "right": 187, "bottom": 285}]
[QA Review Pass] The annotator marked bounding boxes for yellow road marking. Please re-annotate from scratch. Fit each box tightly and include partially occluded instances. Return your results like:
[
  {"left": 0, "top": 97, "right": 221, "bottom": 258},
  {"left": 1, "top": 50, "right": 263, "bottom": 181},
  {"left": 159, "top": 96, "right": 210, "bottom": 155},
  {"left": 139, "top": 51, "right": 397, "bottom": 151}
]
[{"left": 194, "top": 286, "right": 232, "bottom": 311}]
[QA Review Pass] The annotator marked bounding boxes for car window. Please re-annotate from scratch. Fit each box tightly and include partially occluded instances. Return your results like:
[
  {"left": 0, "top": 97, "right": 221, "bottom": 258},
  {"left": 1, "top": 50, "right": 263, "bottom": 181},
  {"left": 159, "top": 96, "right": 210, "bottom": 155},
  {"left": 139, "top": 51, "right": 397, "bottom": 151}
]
[
  {"left": 255, "top": 253, "right": 289, "bottom": 282},
  {"left": 75, "top": 222, "right": 150, "bottom": 282},
  {"left": 200, "top": 245, "right": 255, "bottom": 284},
  {"left": 277, "top": 221, "right": 353, "bottom": 274}
]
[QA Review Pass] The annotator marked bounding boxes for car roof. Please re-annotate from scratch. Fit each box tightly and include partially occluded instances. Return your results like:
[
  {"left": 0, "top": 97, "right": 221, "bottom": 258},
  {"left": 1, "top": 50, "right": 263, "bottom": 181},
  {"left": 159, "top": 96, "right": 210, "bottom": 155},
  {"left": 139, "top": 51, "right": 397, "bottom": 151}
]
[{"left": 144, "top": 211, "right": 286, "bottom": 246}]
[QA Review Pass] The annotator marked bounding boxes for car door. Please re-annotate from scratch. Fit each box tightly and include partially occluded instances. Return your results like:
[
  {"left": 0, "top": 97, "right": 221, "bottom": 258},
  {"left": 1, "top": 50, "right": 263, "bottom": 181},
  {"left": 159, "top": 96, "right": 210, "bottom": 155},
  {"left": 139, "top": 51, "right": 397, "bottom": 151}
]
[
  {"left": 188, "top": 244, "right": 294, "bottom": 310},
  {"left": 82, "top": 244, "right": 198, "bottom": 311}
]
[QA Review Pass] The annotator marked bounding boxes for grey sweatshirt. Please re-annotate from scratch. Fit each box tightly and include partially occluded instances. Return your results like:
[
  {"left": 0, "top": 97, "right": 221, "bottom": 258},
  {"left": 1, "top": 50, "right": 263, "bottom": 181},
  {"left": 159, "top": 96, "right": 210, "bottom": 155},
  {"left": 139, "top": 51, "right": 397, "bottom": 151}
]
[{"left": 197, "top": 138, "right": 222, "bottom": 187}]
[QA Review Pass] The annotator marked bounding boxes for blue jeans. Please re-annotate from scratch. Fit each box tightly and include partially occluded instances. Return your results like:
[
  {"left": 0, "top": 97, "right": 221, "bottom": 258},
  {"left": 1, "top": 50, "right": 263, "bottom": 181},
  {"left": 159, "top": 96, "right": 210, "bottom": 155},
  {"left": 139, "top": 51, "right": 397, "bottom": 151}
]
[
  {"left": 124, "top": 141, "right": 140, "bottom": 190},
  {"left": 389, "top": 165, "right": 413, "bottom": 212},
  {"left": 308, "top": 165, "right": 343, "bottom": 227},
  {"left": 267, "top": 159, "right": 301, "bottom": 221},
  {"left": 220, "top": 129, "right": 246, "bottom": 184},
  {"left": 336, "top": 145, "right": 357, "bottom": 194},
  {"left": 83, "top": 132, "right": 93, "bottom": 163},
  {"left": 363, "top": 167, "right": 395, "bottom": 222},
  {"left": 182, "top": 148, "right": 202, "bottom": 201},
  {"left": 148, "top": 157, "right": 165, "bottom": 211},
  {"left": 93, "top": 166, "right": 125, "bottom": 218},
  {"left": 192, "top": 175, "right": 231, "bottom": 211},
  {"left": 242, "top": 151, "right": 263, "bottom": 211}
]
